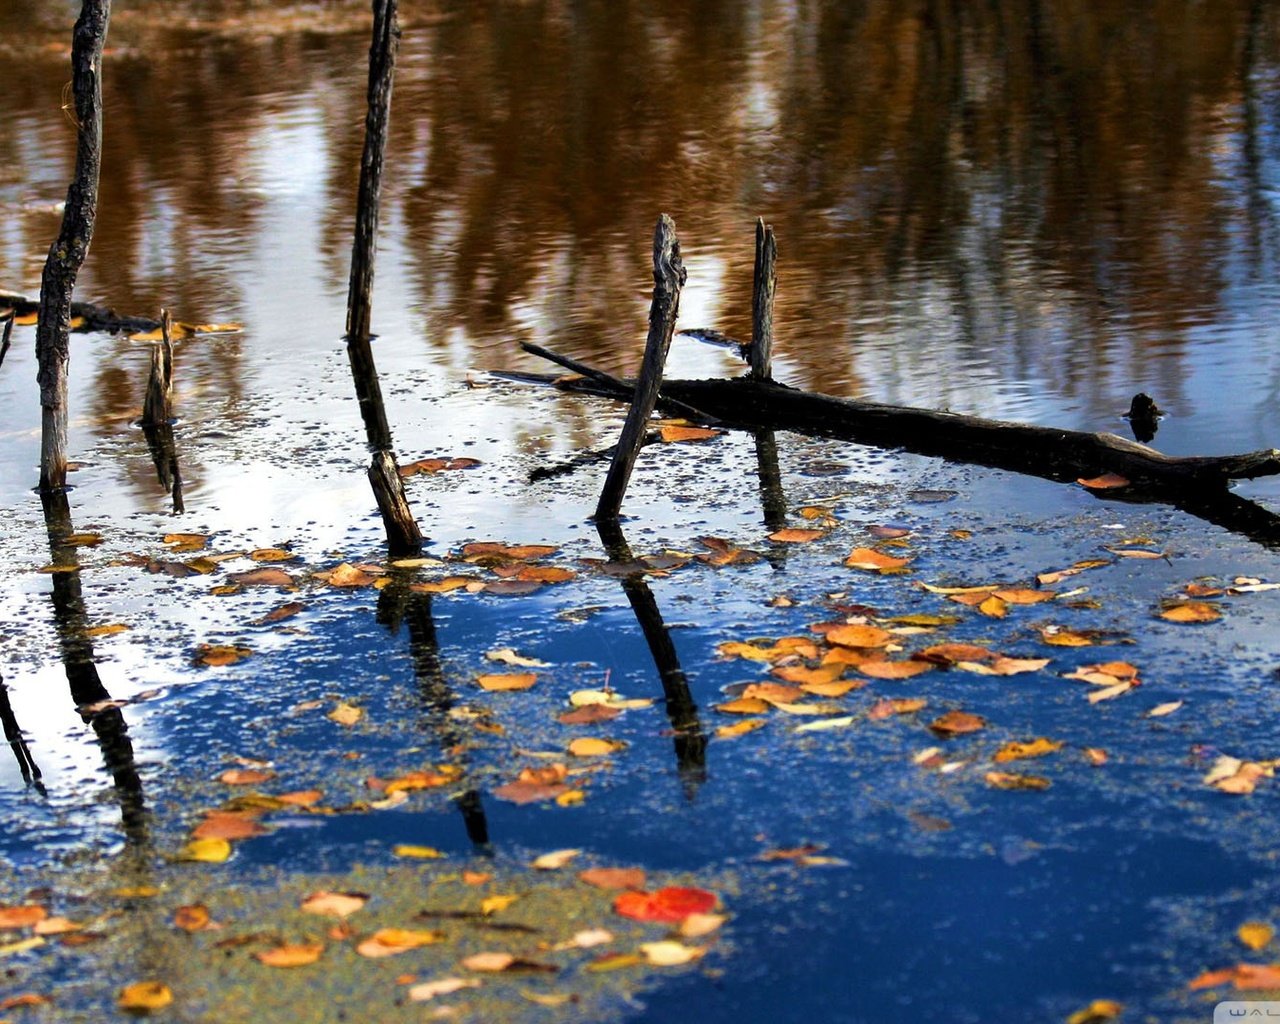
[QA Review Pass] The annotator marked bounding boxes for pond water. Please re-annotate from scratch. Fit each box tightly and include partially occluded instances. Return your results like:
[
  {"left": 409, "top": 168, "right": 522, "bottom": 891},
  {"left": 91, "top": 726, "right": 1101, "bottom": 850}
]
[{"left": 4, "top": 2, "right": 1280, "bottom": 1021}]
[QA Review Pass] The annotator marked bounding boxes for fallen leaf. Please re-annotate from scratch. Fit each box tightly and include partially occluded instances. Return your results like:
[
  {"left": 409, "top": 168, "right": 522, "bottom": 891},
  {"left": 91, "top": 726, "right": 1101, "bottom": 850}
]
[
  {"left": 929, "top": 710, "right": 986, "bottom": 737},
  {"left": 771, "top": 664, "right": 845, "bottom": 686},
  {"left": 277, "top": 789, "right": 323, "bottom": 807},
  {"left": 558, "top": 705, "right": 621, "bottom": 725},
  {"left": 327, "top": 702, "right": 364, "bottom": 726},
  {"left": 856, "top": 660, "right": 934, "bottom": 680},
  {"left": 84, "top": 623, "right": 129, "bottom": 637},
  {"left": 410, "top": 577, "right": 475, "bottom": 594},
  {"left": 250, "top": 547, "right": 294, "bottom": 562},
  {"left": 567, "top": 689, "right": 652, "bottom": 709},
  {"left": 1087, "top": 681, "right": 1135, "bottom": 703},
  {"left": 977, "top": 595, "right": 1008, "bottom": 618},
  {"left": 462, "top": 951, "right": 515, "bottom": 972},
  {"left": 984, "top": 771, "right": 1051, "bottom": 790},
  {"left": 356, "top": 928, "right": 446, "bottom": 957},
  {"left": 917, "top": 643, "right": 996, "bottom": 665},
  {"left": 476, "top": 672, "right": 538, "bottom": 692},
  {"left": 568, "top": 737, "right": 623, "bottom": 757},
  {"left": 716, "top": 697, "right": 772, "bottom": 715},
  {"left": 485, "top": 648, "right": 548, "bottom": 668},
  {"left": 640, "top": 940, "right": 705, "bottom": 966},
  {"left": 178, "top": 838, "right": 231, "bottom": 863},
  {"left": 392, "top": 845, "right": 446, "bottom": 860},
  {"left": 218, "top": 768, "right": 275, "bottom": 786},
  {"left": 226, "top": 568, "right": 294, "bottom": 587},
  {"left": 174, "top": 904, "right": 212, "bottom": 932},
  {"left": 254, "top": 942, "right": 324, "bottom": 967},
  {"left": 993, "top": 738, "right": 1063, "bottom": 763},
  {"left": 0, "top": 994, "right": 52, "bottom": 1010},
  {"left": 117, "top": 981, "right": 173, "bottom": 1012},
  {"left": 1146, "top": 700, "right": 1183, "bottom": 718},
  {"left": 768, "top": 528, "right": 825, "bottom": 543},
  {"left": 192, "top": 811, "right": 267, "bottom": 841},
  {"left": 579, "top": 867, "right": 646, "bottom": 890},
  {"left": 718, "top": 637, "right": 820, "bottom": 662},
  {"left": 399, "top": 457, "right": 482, "bottom": 476},
  {"left": 1239, "top": 921, "right": 1275, "bottom": 951},
  {"left": 1236, "top": 962, "right": 1280, "bottom": 989},
  {"left": 1084, "top": 748, "right": 1108, "bottom": 766},
  {"left": 196, "top": 644, "right": 252, "bottom": 667},
  {"left": 844, "top": 547, "right": 910, "bottom": 572},
  {"left": 1065, "top": 998, "right": 1124, "bottom": 1024},
  {"left": 1036, "top": 559, "right": 1112, "bottom": 586},
  {"left": 300, "top": 891, "right": 368, "bottom": 918},
  {"left": 659, "top": 424, "right": 722, "bottom": 443},
  {"left": 715, "top": 718, "right": 767, "bottom": 738},
  {"left": 1159, "top": 602, "right": 1222, "bottom": 623},
  {"left": 613, "top": 887, "right": 717, "bottom": 923},
  {"left": 679, "top": 912, "right": 726, "bottom": 938},
  {"left": 33, "top": 916, "right": 83, "bottom": 936},
  {"left": 868, "top": 698, "right": 927, "bottom": 720},
  {"left": 408, "top": 977, "right": 482, "bottom": 1001},
  {"left": 0, "top": 906, "right": 47, "bottom": 929},
  {"left": 825, "top": 624, "right": 894, "bottom": 649},
  {"left": 533, "top": 849, "right": 581, "bottom": 870},
  {"left": 794, "top": 716, "right": 855, "bottom": 732},
  {"left": 1077, "top": 473, "right": 1130, "bottom": 489},
  {"left": 493, "top": 780, "right": 570, "bottom": 804},
  {"left": 259, "top": 601, "right": 305, "bottom": 624},
  {"left": 586, "top": 952, "right": 644, "bottom": 972}
]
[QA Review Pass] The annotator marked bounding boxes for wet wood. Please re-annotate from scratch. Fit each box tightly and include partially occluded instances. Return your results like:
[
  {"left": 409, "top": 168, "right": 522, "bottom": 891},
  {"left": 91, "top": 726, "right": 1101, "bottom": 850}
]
[
  {"left": 750, "top": 219, "right": 777, "bottom": 380},
  {"left": 35, "top": 0, "right": 111, "bottom": 492},
  {"left": 595, "top": 214, "right": 687, "bottom": 520},
  {"left": 343, "top": 0, "right": 422, "bottom": 555},
  {"left": 0, "top": 313, "right": 12, "bottom": 369},
  {"left": 511, "top": 357, "right": 1280, "bottom": 493},
  {"left": 141, "top": 309, "right": 174, "bottom": 426},
  {"left": 1, "top": 292, "right": 158, "bottom": 334}
]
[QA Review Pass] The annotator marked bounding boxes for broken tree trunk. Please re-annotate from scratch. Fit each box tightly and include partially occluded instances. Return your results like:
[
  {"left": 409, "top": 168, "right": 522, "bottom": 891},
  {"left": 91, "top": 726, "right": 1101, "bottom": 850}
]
[
  {"left": 750, "top": 218, "right": 776, "bottom": 381},
  {"left": 595, "top": 214, "right": 687, "bottom": 520},
  {"left": 35, "top": 0, "right": 111, "bottom": 492},
  {"left": 343, "top": 0, "right": 422, "bottom": 556},
  {"left": 141, "top": 309, "right": 174, "bottom": 426}
]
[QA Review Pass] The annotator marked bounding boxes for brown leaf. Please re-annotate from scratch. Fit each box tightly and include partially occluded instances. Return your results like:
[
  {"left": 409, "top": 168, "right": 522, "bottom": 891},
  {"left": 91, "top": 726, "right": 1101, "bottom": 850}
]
[
  {"left": 493, "top": 780, "right": 570, "bottom": 805},
  {"left": 192, "top": 811, "right": 267, "bottom": 841},
  {"left": 300, "top": 891, "right": 368, "bottom": 918},
  {"left": 867, "top": 698, "right": 927, "bottom": 720},
  {"left": 226, "top": 568, "right": 295, "bottom": 587},
  {"left": 558, "top": 704, "right": 621, "bottom": 725},
  {"left": 768, "top": 528, "right": 825, "bottom": 544},
  {"left": 856, "top": 660, "right": 934, "bottom": 680},
  {"left": 195, "top": 644, "right": 252, "bottom": 667},
  {"left": 984, "top": 771, "right": 1051, "bottom": 790},
  {"left": 578, "top": 867, "right": 646, "bottom": 890},
  {"left": 259, "top": 601, "right": 305, "bottom": 624},
  {"left": 249, "top": 548, "right": 295, "bottom": 562},
  {"left": 174, "top": 904, "right": 213, "bottom": 932},
  {"left": 929, "top": 710, "right": 986, "bottom": 737},
  {"left": 254, "top": 942, "right": 325, "bottom": 967},
  {"left": 218, "top": 768, "right": 275, "bottom": 786},
  {"left": 917, "top": 643, "right": 995, "bottom": 664},
  {"left": 1159, "top": 601, "right": 1222, "bottom": 623}
]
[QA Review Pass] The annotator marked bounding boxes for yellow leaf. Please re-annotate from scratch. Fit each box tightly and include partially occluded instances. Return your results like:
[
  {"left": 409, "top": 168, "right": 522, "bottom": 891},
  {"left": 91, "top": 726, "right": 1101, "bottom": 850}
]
[
  {"left": 178, "top": 837, "right": 231, "bottom": 863},
  {"left": 993, "top": 738, "right": 1063, "bottom": 763},
  {"left": 356, "top": 928, "right": 445, "bottom": 957},
  {"left": 249, "top": 548, "right": 294, "bottom": 562},
  {"left": 715, "top": 697, "right": 771, "bottom": 715},
  {"left": 481, "top": 894, "right": 520, "bottom": 915},
  {"left": 825, "top": 624, "right": 894, "bottom": 649},
  {"left": 555, "top": 790, "right": 585, "bottom": 806},
  {"left": 844, "top": 547, "right": 910, "bottom": 572},
  {"left": 977, "top": 595, "right": 1008, "bottom": 618},
  {"left": 715, "top": 718, "right": 767, "bottom": 739},
  {"left": 984, "top": 771, "right": 1051, "bottom": 791},
  {"left": 254, "top": 942, "right": 324, "bottom": 967},
  {"left": 1065, "top": 999, "right": 1123, "bottom": 1024},
  {"left": 476, "top": 672, "right": 537, "bottom": 692},
  {"left": 327, "top": 702, "right": 364, "bottom": 726},
  {"left": 84, "top": 623, "right": 129, "bottom": 637},
  {"left": 1159, "top": 602, "right": 1221, "bottom": 623},
  {"left": 640, "top": 940, "right": 705, "bottom": 966},
  {"left": 392, "top": 844, "right": 445, "bottom": 860},
  {"left": 679, "top": 912, "right": 726, "bottom": 938},
  {"left": 567, "top": 737, "right": 623, "bottom": 757},
  {"left": 462, "top": 951, "right": 515, "bottom": 972},
  {"left": 1239, "top": 921, "right": 1274, "bottom": 951},
  {"left": 117, "top": 981, "right": 173, "bottom": 1012},
  {"left": 0, "top": 936, "right": 45, "bottom": 956},
  {"left": 532, "top": 848, "right": 581, "bottom": 870}
]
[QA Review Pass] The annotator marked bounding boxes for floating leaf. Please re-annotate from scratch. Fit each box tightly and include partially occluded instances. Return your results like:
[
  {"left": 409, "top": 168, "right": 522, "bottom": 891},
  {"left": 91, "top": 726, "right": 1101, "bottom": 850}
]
[
  {"left": 929, "top": 710, "right": 986, "bottom": 737},
  {"left": 1159, "top": 602, "right": 1221, "bottom": 623},
  {"left": 399, "top": 457, "right": 482, "bottom": 476},
  {"left": 558, "top": 704, "right": 621, "bottom": 725},
  {"left": 1084, "top": 748, "right": 1108, "bottom": 766},
  {"left": 856, "top": 660, "right": 934, "bottom": 680},
  {"left": 410, "top": 577, "right": 475, "bottom": 594},
  {"left": 303, "top": 885, "right": 371, "bottom": 921},
  {"left": 715, "top": 718, "right": 767, "bottom": 738},
  {"left": 462, "top": 951, "right": 515, "bottom": 972},
  {"left": 174, "top": 904, "right": 212, "bottom": 932},
  {"left": 579, "top": 867, "right": 646, "bottom": 890},
  {"left": 1065, "top": 998, "right": 1124, "bottom": 1023},
  {"left": 327, "top": 702, "right": 364, "bottom": 726},
  {"left": 613, "top": 887, "right": 717, "bottom": 923},
  {"left": 259, "top": 601, "right": 305, "bottom": 624},
  {"left": 476, "top": 672, "right": 537, "bottom": 692},
  {"left": 868, "top": 698, "right": 927, "bottom": 720},
  {"left": 794, "top": 715, "right": 855, "bottom": 733},
  {"left": 768, "top": 528, "right": 825, "bottom": 544},
  {"left": 1036, "top": 559, "right": 1112, "bottom": 586},
  {"left": 357, "top": 928, "right": 446, "bottom": 957},
  {"left": 485, "top": 648, "right": 548, "bottom": 668},
  {"left": 319, "top": 562, "right": 376, "bottom": 588},
  {"left": 254, "top": 942, "right": 324, "bottom": 967},
  {"left": 917, "top": 643, "right": 995, "bottom": 665},
  {"left": 1087, "top": 681, "right": 1135, "bottom": 703},
  {"left": 192, "top": 811, "right": 267, "bottom": 841},
  {"left": 715, "top": 697, "right": 771, "bottom": 715},
  {"left": 586, "top": 952, "right": 644, "bottom": 972},
  {"left": 0, "top": 905, "right": 47, "bottom": 929},
  {"left": 567, "top": 737, "right": 623, "bottom": 757},
  {"left": 1037, "top": 627, "right": 1095, "bottom": 647},
  {"left": 568, "top": 689, "right": 652, "bottom": 709},
  {"left": 85, "top": 623, "right": 129, "bottom": 637},
  {"left": 249, "top": 548, "right": 294, "bottom": 562},
  {"left": 771, "top": 664, "right": 845, "bottom": 686},
  {"left": 532, "top": 849, "right": 581, "bottom": 870},
  {"left": 218, "top": 768, "right": 274, "bottom": 786},
  {"left": 825, "top": 624, "right": 894, "bottom": 649},
  {"left": 227, "top": 567, "right": 294, "bottom": 587},
  {"left": 117, "top": 981, "right": 173, "bottom": 1012},
  {"left": 679, "top": 912, "right": 726, "bottom": 938},
  {"left": 392, "top": 845, "right": 445, "bottom": 860},
  {"left": 196, "top": 644, "right": 252, "bottom": 667},
  {"left": 640, "top": 940, "right": 705, "bottom": 966},
  {"left": 408, "top": 977, "right": 482, "bottom": 1001},
  {"left": 1146, "top": 700, "right": 1183, "bottom": 718},
  {"left": 178, "top": 837, "right": 231, "bottom": 863},
  {"left": 481, "top": 894, "right": 520, "bottom": 915},
  {"left": 984, "top": 771, "right": 1051, "bottom": 790},
  {"left": 844, "top": 548, "right": 910, "bottom": 572},
  {"left": 1239, "top": 921, "right": 1275, "bottom": 951},
  {"left": 993, "top": 738, "right": 1063, "bottom": 763}
]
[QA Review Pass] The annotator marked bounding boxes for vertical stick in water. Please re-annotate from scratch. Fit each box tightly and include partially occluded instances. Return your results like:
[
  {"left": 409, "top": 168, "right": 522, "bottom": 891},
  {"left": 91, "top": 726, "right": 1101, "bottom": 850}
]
[
  {"left": 595, "top": 214, "right": 686, "bottom": 520},
  {"left": 35, "top": 0, "right": 111, "bottom": 492},
  {"left": 141, "top": 308, "right": 174, "bottom": 426},
  {"left": 344, "top": 0, "right": 422, "bottom": 555},
  {"left": 749, "top": 217, "right": 776, "bottom": 381}
]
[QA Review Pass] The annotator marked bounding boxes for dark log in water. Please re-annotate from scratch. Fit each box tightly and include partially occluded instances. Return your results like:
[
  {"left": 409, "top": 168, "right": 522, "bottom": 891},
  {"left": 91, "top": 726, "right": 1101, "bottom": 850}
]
[
  {"left": 35, "top": 0, "right": 111, "bottom": 492},
  {"left": 595, "top": 214, "right": 687, "bottom": 520}
]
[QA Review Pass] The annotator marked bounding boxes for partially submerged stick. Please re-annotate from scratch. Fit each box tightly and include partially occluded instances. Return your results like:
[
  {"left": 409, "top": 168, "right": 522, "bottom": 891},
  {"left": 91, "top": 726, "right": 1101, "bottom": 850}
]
[
  {"left": 750, "top": 218, "right": 776, "bottom": 380},
  {"left": 35, "top": 0, "right": 111, "bottom": 492},
  {"left": 595, "top": 214, "right": 687, "bottom": 520},
  {"left": 141, "top": 309, "right": 174, "bottom": 426},
  {"left": 343, "top": 0, "right": 422, "bottom": 556}
]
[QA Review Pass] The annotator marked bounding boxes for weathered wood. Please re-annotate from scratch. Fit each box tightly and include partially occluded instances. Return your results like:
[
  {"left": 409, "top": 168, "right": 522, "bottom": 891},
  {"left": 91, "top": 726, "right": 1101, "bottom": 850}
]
[
  {"left": 750, "top": 218, "right": 776, "bottom": 380},
  {"left": 595, "top": 214, "right": 687, "bottom": 520},
  {"left": 368, "top": 450, "right": 422, "bottom": 556},
  {"left": 342, "top": 0, "right": 422, "bottom": 555},
  {"left": 141, "top": 309, "right": 174, "bottom": 426},
  {"left": 344, "top": 0, "right": 399, "bottom": 452},
  {"left": 0, "top": 314, "right": 12, "bottom": 370},
  {"left": 2, "top": 292, "right": 158, "bottom": 334},
  {"left": 35, "top": 0, "right": 111, "bottom": 492}
]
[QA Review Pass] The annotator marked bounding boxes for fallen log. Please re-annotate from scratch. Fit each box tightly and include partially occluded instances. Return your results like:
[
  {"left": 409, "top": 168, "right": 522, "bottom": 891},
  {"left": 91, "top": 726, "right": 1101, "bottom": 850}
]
[{"left": 500, "top": 345, "right": 1280, "bottom": 547}]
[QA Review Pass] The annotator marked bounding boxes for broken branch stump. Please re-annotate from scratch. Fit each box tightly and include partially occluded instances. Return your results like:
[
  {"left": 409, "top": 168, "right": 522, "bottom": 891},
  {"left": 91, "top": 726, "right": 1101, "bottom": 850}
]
[
  {"left": 595, "top": 214, "right": 687, "bottom": 520},
  {"left": 750, "top": 218, "right": 776, "bottom": 380},
  {"left": 141, "top": 309, "right": 174, "bottom": 426}
]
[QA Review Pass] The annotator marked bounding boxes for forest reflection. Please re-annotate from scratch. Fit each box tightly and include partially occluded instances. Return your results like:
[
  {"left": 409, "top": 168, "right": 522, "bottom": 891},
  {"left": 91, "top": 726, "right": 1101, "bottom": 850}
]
[{"left": 3, "top": 0, "right": 1278, "bottom": 443}]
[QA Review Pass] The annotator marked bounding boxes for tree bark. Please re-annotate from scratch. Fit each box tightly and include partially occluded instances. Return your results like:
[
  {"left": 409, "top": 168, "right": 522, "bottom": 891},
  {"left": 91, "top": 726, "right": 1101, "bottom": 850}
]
[
  {"left": 750, "top": 218, "right": 776, "bottom": 380},
  {"left": 35, "top": 0, "right": 111, "bottom": 492}
]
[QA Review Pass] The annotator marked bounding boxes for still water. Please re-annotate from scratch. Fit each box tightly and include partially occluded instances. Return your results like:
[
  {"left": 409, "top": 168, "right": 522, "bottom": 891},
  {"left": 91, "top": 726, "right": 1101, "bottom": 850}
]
[{"left": 4, "top": 2, "right": 1280, "bottom": 1021}]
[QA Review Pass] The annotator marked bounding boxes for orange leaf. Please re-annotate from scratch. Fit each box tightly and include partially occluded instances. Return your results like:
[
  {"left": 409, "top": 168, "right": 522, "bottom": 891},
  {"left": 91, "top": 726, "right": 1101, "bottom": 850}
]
[
  {"left": 825, "top": 624, "right": 894, "bottom": 649},
  {"left": 929, "top": 710, "right": 986, "bottom": 737},
  {"left": 300, "top": 891, "right": 368, "bottom": 918},
  {"left": 0, "top": 905, "right": 47, "bottom": 929},
  {"left": 613, "top": 887, "right": 717, "bottom": 923},
  {"left": 715, "top": 697, "right": 771, "bottom": 715},
  {"left": 476, "top": 672, "right": 537, "bottom": 692},
  {"left": 254, "top": 942, "right": 324, "bottom": 967},
  {"left": 659, "top": 424, "right": 722, "bottom": 443},
  {"left": 867, "top": 698, "right": 927, "bottom": 720},
  {"left": 1077, "top": 473, "right": 1130, "bottom": 489},
  {"left": 984, "top": 771, "right": 1051, "bottom": 790},
  {"left": 844, "top": 547, "right": 910, "bottom": 572},
  {"left": 1159, "top": 602, "right": 1221, "bottom": 623},
  {"left": 579, "top": 867, "right": 646, "bottom": 890},
  {"left": 856, "top": 660, "right": 934, "bottom": 680},
  {"left": 218, "top": 768, "right": 275, "bottom": 786},
  {"left": 192, "top": 811, "right": 267, "bottom": 841},
  {"left": 768, "top": 528, "right": 824, "bottom": 544},
  {"left": 174, "top": 904, "right": 213, "bottom": 932},
  {"left": 771, "top": 664, "right": 844, "bottom": 686},
  {"left": 917, "top": 643, "right": 995, "bottom": 664}
]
